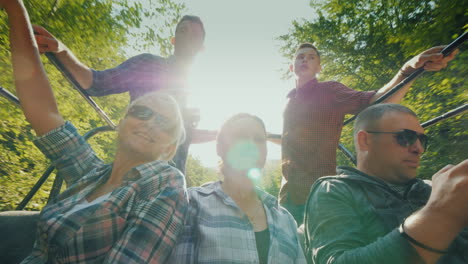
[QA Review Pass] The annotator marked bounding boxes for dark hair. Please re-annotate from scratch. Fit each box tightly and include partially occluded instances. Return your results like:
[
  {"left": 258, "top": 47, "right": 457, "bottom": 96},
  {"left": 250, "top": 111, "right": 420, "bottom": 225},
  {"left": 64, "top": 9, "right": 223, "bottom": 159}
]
[
  {"left": 354, "top": 103, "right": 418, "bottom": 137},
  {"left": 217, "top": 113, "right": 266, "bottom": 146},
  {"left": 295, "top": 42, "right": 320, "bottom": 58},
  {"left": 216, "top": 113, "right": 266, "bottom": 173},
  {"left": 176, "top": 15, "right": 205, "bottom": 40}
]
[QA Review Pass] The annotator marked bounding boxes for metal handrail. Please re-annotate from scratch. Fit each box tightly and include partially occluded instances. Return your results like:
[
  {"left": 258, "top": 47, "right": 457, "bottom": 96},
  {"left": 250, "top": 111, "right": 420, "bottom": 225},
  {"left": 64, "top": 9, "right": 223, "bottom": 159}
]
[
  {"left": 0, "top": 86, "right": 20, "bottom": 106},
  {"left": 45, "top": 53, "right": 117, "bottom": 129},
  {"left": 15, "top": 125, "right": 114, "bottom": 210},
  {"left": 0, "top": 84, "right": 116, "bottom": 209},
  {"left": 421, "top": 104, "right": 467, "bottom": 128},
  {"left": 45, "top": 125, "right": 115, "bottom": 205},
  {"left": 343, "top": 31, "right": 467, "bottom": 127}
]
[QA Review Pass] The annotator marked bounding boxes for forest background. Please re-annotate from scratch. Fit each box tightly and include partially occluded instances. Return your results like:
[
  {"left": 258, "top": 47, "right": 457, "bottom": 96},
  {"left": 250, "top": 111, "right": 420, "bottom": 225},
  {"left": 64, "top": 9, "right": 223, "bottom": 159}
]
[{"left": 0, "top": 0, "right": 466, "bottom": 210}]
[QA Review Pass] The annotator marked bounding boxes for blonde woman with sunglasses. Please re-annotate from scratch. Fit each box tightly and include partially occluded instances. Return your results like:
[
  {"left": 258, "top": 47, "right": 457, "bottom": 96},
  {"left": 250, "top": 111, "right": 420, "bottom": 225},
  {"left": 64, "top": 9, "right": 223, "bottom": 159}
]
[{"left": 2, "top": 1, "right": 187, "bottom": 263}]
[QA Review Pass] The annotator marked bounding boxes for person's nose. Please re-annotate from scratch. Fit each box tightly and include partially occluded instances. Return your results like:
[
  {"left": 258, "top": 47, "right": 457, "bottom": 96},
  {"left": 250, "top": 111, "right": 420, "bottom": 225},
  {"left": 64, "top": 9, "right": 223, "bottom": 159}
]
[
  {"left": 409, "top": 138, "right": 424, "bottom": 155},
  {"left": 141, "top": 117, "right": 159, "bottom": 131}
]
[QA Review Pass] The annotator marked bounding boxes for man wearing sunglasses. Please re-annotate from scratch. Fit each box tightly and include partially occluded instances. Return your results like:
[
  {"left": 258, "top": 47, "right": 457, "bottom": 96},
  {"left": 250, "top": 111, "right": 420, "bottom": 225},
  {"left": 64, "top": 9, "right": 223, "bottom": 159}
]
[{"left": 304, "top": 103, "right": 468, "bottom": 264}]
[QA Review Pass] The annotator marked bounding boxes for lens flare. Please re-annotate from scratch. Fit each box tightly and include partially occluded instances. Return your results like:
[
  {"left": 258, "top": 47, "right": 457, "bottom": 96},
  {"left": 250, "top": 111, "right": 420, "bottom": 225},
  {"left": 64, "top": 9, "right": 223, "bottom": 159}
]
[
  {"left": 247, "top": 168, "right": 262, "bottom": 181},
  {"left": 226, "top": 140, "right": 259, "bottom": 170}
]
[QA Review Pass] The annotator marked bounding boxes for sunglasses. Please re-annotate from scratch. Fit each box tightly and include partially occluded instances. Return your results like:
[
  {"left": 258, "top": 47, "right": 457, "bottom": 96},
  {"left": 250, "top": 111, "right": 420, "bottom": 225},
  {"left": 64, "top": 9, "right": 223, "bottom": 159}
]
[
  {"left": 366, "top": 129, "right": 428, "bottom": 151},
  {"left": 126, "top": 105, "right": 174, "bottom": 132}
]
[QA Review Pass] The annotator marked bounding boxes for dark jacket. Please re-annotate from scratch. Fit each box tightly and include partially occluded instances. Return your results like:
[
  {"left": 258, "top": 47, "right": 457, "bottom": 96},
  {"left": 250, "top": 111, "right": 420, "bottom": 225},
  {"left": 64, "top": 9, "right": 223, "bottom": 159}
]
[{"left": 304, "top": 166, "right": 468, "bottom": 264}]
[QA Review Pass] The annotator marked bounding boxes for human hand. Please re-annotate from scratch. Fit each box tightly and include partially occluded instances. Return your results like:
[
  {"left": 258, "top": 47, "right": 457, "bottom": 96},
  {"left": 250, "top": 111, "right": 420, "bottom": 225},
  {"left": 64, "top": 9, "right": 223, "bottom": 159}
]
[
  {"left": 33, "top": 25, "right": 65, "bottom": 54},
  {"left": 400, "top": 46, "right": 459, "bottom": 75},
  {"left": 425, "top": 159, "right": 468, "bottom": 228}
]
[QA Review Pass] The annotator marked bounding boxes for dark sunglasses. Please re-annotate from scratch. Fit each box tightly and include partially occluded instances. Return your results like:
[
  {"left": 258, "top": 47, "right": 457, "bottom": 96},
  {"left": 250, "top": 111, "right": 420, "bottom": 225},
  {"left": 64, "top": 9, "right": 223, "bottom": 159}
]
[
  {"left": 366, "top": 129, "right": 428, "bottom": 150},
  {"left": 126, "top": 105, "right": 174, "bottom": 132}
]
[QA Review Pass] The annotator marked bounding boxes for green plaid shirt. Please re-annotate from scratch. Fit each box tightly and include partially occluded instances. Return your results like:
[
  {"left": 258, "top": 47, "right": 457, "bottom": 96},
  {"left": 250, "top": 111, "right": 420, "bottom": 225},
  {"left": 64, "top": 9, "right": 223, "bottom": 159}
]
[{"left": 22, "top": 121, "right": 188, "bottom": 263}]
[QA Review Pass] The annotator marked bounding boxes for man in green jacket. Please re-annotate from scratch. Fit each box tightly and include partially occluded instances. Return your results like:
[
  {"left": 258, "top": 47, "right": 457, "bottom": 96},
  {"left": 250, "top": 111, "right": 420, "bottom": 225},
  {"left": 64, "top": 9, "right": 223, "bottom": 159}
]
[{"left": 304, "top": 103, "right": 468, "bottom": 264}]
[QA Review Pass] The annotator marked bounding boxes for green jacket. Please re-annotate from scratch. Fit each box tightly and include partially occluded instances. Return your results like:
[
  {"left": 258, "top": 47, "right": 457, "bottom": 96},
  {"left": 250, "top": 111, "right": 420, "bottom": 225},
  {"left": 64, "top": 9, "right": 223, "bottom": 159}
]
[{"left": 304, "top": 166, "right": 468, "bottom": 264}]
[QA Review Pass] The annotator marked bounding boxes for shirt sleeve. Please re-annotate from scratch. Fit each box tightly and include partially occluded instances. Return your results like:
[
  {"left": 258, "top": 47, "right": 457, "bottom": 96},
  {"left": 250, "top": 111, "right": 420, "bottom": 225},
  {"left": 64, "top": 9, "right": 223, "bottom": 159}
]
[
  {"left": 86, "top": 53, "right": 166, "bottom": 98},
  {"left": 103, "top": 183, "right": 188, "bottom": 264},
  {"left": 305, "top": 179, "right": 422, "bottom": 264},
  {"left": 33, "top": 121, "right": 103, "bottom": 186},
  {"left": 167, "top": 189, "right": 199, "bottom": 264},
  {"left": 331, "top": 82, "right": 376, "bottom": 115},
  {"left": 20, "top": 228, "right": 47, "bottom": 264},
  {"left": 287, "top": 214, "right": 308, "bottom": 264}
]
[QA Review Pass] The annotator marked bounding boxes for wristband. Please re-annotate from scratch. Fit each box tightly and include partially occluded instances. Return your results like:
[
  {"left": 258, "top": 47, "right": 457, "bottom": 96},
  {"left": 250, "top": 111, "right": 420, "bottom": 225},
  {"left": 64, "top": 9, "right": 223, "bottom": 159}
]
[{"left": 399, "top": 218, "right": 449, "bottom": 254}]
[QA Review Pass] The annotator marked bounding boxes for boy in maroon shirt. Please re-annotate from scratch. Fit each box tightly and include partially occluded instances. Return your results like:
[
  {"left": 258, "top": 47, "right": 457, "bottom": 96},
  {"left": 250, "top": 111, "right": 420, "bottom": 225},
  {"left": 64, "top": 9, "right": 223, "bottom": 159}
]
[{"left": 279, "top": 43, "right": 457, "bottom": 224}]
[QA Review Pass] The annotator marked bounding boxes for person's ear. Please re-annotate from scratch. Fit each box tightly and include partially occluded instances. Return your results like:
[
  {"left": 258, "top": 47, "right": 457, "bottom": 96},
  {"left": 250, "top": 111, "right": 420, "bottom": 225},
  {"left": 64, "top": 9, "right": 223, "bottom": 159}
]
[
  {"left": 289, "top": 64, "right": 294, "bottom": 73},
  {"left": 171, "top": 37, "right": 175, "bottom": 46},
  {"left": 356, "top": 130, "right": 371, "bottom": 151}
]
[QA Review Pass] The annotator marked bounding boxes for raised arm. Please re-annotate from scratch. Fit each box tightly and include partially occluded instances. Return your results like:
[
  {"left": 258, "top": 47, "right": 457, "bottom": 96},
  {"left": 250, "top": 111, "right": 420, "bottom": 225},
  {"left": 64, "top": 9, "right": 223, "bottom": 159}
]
[
  {"left": 3, "top": 0, "right": 64, "bottom": 136},
  {"left": 267, "top": 132, "right": 282, "bottom": 145},
  {"left": 370, "top": 46, "right": 458, "bottom": 104},
  {"left": 33, "top": 25, "right": 94, "bottom": 90},
  {"left": 191, "top": 129, "right": 217, "bottom": 144},
  {"left": 402, "top": 160, "right": 468, "bottom": 264}
]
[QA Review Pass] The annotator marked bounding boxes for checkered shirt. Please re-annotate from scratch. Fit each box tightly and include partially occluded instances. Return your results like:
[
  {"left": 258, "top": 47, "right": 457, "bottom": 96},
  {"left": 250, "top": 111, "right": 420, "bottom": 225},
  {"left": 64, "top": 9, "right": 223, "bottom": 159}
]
[
  {"left": 21, "top": 121, "right": 188, "bottom": 263},
  {"left": 169, "top": 181, "right": 307, "bottom": 264},
  {"left": 86, "top": 54, "right": 186, "bottom": 102},
  {"left": 280, "top": 79, "right": 376, "bottom": 205}
]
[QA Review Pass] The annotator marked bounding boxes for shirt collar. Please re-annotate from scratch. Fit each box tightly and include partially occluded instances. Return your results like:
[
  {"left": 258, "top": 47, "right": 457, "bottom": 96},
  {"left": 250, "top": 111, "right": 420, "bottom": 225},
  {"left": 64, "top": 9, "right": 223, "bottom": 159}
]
[
  {"left": 298, "top": 78, "right": 318, "bottom": 89},
  {"left": 287, "top": 78, "right": 319, "bottom": 98},
  {"left": 121, "top": 160, "right": 170, "bottom": 182},
  {"left": 196, "top": 181, "right": 279, "bottom": 209},
  {"left": 336, "top": 166, "right": 420, "bottom": 194}
]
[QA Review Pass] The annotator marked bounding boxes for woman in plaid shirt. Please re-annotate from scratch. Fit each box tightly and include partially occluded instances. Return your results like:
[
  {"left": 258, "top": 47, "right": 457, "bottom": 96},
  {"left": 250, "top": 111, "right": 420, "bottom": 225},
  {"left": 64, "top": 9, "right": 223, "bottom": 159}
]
[
  {"left": 170, "top": 113, "right": 306, "bottom": 263},
  {"left": 3, "top": 1, "right": 188, "bottom": 263}
]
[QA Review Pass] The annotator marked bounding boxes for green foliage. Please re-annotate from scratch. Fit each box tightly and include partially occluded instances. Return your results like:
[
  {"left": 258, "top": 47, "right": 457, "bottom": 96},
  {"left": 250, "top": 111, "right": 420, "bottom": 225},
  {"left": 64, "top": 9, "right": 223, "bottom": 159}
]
[
  {"left": 184, "top": 156, "right": 282, "bottom": 199},
  {"left": 259, "top": 160, "right": 282, "bottom": 198},
  {"left": 280, "top": 0, "right": 467, "bottom": 179},
  {"left": 0, "top": 0, "right": 184, "bottom": 211},
  {"left": 185, "top": 155, "right": 219, "bottom": 187}
]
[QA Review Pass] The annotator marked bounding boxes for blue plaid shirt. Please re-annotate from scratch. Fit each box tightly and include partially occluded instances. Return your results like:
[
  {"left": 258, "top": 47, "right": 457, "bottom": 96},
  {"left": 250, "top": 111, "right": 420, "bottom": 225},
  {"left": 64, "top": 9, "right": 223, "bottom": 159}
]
[
  {"left": 170, "top": 181, "right": 307, "bottom": 264},
  {"left": 22, "top": 121, "right": 188, "bottom": 263},
  {"left": 86, "top": 53, "right": 187, "bottom": 103}
]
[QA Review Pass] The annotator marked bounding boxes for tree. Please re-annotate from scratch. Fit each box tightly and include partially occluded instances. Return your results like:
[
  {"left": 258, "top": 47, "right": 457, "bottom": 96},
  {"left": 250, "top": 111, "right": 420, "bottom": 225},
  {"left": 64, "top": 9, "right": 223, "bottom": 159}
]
[
  {"left": 0, "top": 0, "right": 184, "bottom": 211},
  {"left": 260, "top": 160, "right": 282, "bottom": 198},
  {"left": 185, "top": 155, "right": 219, "bottom": 187},
  {"left": 279, "top": 0, "right": 467, "bottom": 179}
]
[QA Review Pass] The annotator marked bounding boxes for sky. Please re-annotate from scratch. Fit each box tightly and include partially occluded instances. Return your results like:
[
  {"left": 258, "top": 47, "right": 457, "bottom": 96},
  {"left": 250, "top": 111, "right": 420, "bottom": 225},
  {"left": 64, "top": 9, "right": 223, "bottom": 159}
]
[{"left": 173, "top": 0, "right": 315, "bottom": 167}]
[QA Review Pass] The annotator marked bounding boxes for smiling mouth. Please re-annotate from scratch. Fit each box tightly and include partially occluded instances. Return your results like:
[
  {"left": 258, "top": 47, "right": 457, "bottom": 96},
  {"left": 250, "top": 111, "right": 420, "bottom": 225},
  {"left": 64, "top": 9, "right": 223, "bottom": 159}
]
[{"left": 135, "top": 132, "right": 155, "bottom": 143}]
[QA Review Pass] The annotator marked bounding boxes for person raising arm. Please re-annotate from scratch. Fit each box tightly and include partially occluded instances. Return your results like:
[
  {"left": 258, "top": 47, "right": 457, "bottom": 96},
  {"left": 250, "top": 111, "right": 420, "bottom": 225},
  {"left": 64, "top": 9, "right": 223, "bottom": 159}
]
[{"left": 3, "top": 1, "right": 188, "bottom": 263}]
